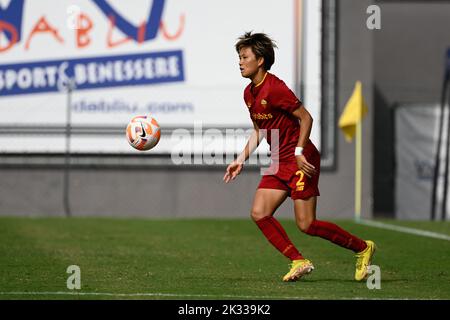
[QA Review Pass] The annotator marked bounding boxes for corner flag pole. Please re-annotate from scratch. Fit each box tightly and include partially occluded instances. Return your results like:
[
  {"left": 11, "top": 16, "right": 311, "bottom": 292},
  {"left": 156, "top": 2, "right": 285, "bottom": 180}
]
[
  {"left": 338, "top": 81, "right": 367, "bottom": 222},
  {"left": 355, "top": 118, "right": 362, "bottom": 222}
]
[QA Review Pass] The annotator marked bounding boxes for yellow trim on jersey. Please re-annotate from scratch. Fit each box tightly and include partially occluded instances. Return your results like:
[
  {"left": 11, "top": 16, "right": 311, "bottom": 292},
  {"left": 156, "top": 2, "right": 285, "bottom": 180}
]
[{"left": 254, "top": 72, "right": 268, "bottom": 88}]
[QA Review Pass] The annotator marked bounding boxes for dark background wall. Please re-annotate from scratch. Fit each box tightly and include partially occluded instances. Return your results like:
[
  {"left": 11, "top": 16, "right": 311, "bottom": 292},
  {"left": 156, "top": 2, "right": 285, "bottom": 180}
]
[{"left": 373, "top": 1, "right": 450, "bottom": 217}]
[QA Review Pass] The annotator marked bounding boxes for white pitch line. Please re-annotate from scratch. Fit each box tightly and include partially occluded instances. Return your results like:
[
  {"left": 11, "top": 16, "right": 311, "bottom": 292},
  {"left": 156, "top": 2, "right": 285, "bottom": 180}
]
[
  {"left": 0, "top": 291, "right": 419, "bottom": 300},
  {"left": 356, "top": 219, "right": 450, "bottom": 241},
  {"left": 0, "top": 291, "right": 321, "bottom": 299},
  {"left": 0, "top": 291, "right": 309, "bottom": 299}
]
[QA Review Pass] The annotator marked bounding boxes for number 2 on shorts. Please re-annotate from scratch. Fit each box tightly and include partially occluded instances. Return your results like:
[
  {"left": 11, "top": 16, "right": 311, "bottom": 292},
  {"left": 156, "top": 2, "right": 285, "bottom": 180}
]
[{"left": 295, "top": 170, "right": 305, "bottom": 191}]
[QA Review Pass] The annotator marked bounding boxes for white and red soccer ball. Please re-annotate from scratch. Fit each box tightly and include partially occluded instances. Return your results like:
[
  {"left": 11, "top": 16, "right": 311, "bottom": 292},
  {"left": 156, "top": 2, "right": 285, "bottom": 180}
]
[{"left": 126, "top": 115, "right": 161, "bottom": 151}]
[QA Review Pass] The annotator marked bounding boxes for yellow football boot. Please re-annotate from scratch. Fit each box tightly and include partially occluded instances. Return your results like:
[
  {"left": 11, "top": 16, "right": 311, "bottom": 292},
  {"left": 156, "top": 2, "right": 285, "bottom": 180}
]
[
  {"left": 355, "top": 240, "right": 376, "bottom": 281},
  {"left": 282, "top": 259, "right": 314, "bottom": 282}
]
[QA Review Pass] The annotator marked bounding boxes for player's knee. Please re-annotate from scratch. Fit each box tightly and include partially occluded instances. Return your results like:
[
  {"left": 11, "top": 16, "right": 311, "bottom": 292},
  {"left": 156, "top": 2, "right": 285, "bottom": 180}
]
[
  {"left": 250, "top": 208, "right": 270, "bottom": 222},
  {"left": 296, "top": 219, "right": 312, "bottom": 233}
]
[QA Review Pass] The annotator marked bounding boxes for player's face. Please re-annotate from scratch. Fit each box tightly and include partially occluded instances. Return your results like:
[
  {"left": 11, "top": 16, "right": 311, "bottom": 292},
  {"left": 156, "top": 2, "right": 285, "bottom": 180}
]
[{"left": 239, "top": 47, "right": 263, "bottom": 79}]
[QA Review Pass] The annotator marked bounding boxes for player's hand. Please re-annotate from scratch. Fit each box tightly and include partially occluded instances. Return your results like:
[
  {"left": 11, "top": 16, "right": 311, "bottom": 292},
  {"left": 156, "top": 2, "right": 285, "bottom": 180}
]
[
  {"left": 223, "top": 160, "right": 244, "bottom": 183},
  {"left": 295, "top": 155, "right": 316, "bottom": 178}
]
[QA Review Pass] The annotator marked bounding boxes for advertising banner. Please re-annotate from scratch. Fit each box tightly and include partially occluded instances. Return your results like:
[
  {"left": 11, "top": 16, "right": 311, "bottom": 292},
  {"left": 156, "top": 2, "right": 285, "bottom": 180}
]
[{"left": 0, "top": 0, "right": 318, "bottom": 156}]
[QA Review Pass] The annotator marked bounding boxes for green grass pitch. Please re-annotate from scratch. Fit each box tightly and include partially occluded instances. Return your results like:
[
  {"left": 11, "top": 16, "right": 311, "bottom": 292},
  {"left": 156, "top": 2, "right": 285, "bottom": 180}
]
[{"left": 0, "top": 217, "right": 449, "bottom": 300}]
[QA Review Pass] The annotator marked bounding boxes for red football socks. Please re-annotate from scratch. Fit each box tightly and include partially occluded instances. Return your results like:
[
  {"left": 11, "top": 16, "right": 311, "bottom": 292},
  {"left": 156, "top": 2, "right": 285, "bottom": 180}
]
[
  {"left": 255, "top": 216, "right": 303, "bottom": 260},
  {"left": 305, "top": 220, "right": 367, "bottom": 253}
]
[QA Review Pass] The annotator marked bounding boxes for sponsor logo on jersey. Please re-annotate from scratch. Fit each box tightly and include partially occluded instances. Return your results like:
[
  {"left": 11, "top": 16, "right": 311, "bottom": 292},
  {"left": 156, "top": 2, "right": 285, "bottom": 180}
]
[{"left": 251, "top": 112, "right": 273, "bottom": 120}]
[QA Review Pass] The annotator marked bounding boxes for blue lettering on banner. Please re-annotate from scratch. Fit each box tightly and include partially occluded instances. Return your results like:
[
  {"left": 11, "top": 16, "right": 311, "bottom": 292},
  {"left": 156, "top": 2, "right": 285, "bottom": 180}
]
[
  {"left": 0, "top": 0, "right": 24, "bottom": 44},
  {"left": 92, "top": 0, "right": 164, "bottom": 42},
  {"left": 72, "top": 99, "right": 194, "bottom": 114},
  {"left": 0, "top": 50, "right": 184, "bottom": 96},
  {"left": 0, "top": 0, "right": 168, "bottom": 47}
]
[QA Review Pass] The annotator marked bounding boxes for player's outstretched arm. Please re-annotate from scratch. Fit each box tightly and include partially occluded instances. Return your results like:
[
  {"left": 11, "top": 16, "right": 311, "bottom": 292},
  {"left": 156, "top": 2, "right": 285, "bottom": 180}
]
[
  {"left": 292, "top": 106, "right": 317, "bottom": 178},
  {"left": 223, "top": 121, "right": 261, "bottom": 183},
  {"left": 223, "top": 161, "right": 243, "bottom": 183}
]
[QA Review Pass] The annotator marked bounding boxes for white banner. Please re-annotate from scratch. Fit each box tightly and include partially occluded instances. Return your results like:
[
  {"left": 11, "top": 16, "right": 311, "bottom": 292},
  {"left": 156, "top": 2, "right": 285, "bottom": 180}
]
[
  {"left": 395, "top": 104, "right": 450, "bottom": 220},
  {"left": 0, "top": 0, "right": 321, "bottom": 155}
]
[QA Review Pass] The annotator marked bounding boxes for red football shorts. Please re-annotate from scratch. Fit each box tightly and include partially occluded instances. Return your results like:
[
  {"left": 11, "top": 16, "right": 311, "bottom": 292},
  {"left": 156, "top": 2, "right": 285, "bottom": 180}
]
[{"left": 257, "top": 143, "right": 321, "bottom": 200}]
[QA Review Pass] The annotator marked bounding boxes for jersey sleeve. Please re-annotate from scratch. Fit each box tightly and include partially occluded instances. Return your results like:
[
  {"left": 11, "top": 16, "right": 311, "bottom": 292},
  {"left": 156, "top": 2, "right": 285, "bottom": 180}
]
[
  {"left": 268, "top": 81, "right": 302, "bottom": 113},
  {"left": 243, "top": 85, "right": 252, "bottom": 106}
]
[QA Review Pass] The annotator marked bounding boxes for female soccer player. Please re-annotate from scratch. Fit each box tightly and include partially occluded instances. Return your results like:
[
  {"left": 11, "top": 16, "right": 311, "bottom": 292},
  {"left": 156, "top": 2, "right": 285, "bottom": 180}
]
[{"left": 223, "top": 32, "right": 376, "bottom": 282}]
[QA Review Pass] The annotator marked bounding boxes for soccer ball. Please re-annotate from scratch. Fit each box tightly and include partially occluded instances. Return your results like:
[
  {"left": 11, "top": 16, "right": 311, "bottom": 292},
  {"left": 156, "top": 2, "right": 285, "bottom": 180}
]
[{"left": 126, "top": 115, "right": 161, "bottom": 151}]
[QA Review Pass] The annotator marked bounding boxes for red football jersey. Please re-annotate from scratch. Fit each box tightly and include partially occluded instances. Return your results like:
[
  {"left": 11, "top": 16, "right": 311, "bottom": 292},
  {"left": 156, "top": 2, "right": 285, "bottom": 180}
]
[{"left": 244, "top": 72, "right": 309, "bottom": 162}]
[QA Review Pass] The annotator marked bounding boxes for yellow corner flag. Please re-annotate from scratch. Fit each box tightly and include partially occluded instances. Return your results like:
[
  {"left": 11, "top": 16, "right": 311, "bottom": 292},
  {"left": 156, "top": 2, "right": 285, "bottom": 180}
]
[
  {"left": 339, "top": 81, "right": 368, "bottom": 221},
  {"left": 339, "top": 81, "right": 368, "bottom": 142}
]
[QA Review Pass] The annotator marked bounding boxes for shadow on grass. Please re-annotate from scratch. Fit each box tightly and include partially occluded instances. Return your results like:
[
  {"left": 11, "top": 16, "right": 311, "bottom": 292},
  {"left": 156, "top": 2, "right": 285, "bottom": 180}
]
[{"left": 302, "top": 277, "right": 408, "bottom": 283}]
